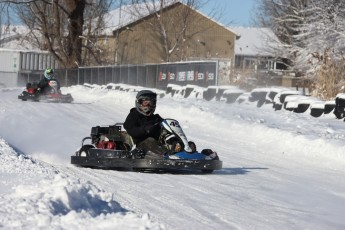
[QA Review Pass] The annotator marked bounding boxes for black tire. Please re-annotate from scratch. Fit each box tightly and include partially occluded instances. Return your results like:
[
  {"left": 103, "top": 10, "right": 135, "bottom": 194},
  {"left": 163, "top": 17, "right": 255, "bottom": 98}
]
[
  {"left": 188, "top": 141, "right": 197, "bottom": 152},
  {"left": 66, "top": 94, "right": 73, "bottom": 103},
  {"left": 201, "top": 149, "right": 219, "bottom": 160},
  {"left": 77, "top": 145, "right": 94, "bottom": 157},
  {"left": 171, "top": 141, "right": 182, "bottom": 152},
  {"left": 201, "top": 169, "right": 214, "bottom": 174},
  {"left": 257, "top": 99, "right": 265, "bottom": 108},
  {"left": 133, "top": 168, "right": 145, "bottom": 172}
]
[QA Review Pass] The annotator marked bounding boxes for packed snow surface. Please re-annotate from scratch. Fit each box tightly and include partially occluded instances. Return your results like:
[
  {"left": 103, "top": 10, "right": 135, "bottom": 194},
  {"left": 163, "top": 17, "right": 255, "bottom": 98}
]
[{"left": 1, "top": 85, "right": 345, "bottom": 230}]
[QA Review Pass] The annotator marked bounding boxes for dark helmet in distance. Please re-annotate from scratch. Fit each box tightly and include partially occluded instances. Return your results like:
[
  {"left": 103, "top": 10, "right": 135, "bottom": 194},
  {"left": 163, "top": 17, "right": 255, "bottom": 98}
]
[{"left": 135, "top": 90, "right": 157, "bottom": 116}]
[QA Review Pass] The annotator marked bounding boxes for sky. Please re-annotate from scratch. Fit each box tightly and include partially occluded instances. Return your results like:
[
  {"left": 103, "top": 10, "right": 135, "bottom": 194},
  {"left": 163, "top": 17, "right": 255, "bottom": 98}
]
[
  {"left": 2, "top": 0, "right": 257, "bottom": 27},
  {"left": 200, "top": 0, "right": 258, "bottom": 27},
  {"left": 1, "top": 84, "right": 345, "bottom": 229}
]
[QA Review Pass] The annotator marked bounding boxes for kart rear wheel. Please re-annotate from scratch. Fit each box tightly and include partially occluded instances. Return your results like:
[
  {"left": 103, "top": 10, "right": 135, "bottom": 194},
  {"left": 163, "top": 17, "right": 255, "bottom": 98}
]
[
  {"left": 77, "top": 145, "right": 94, "bottom": 157},
  {"left": 66, "top": 94, "right": 73, "bottom": 103},
  {"left": 133, "top": 168, "right": 145, "bottom": 172}
]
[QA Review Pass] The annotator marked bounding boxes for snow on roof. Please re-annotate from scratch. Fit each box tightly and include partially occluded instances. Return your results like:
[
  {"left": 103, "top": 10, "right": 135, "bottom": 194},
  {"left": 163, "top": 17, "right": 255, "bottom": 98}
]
[
  {"left": 233, "top": 27, "right": 281, "bottom": 57},
  {"left": 101, "top": 6, "right": 141, "bottom": 35},
  {"left": 101, "top": 1, "right": 239, "bottom": 37},
  {"left": 101, "top": 1, "right": 177, "bottom": 35},
  {"left": 3, "top": 6, "right": 278, "bottom": 58}
]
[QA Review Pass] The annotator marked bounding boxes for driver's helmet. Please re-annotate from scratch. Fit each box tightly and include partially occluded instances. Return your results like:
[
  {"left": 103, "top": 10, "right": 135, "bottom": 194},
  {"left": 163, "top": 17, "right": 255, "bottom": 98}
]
[
  {"left": 44, "top": 68, "right": 54, "bottom": 80},
  {"left": 135, "top": 90, "right": 157, "bottom": 116}
]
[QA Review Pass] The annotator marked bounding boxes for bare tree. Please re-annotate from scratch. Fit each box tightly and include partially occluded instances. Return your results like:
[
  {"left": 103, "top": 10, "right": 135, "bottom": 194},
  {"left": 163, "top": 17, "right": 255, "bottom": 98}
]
[
  {"left": 2, "top": 0, "right": 86, "bottom": 68},
  {"left": 0, "top": 2, "right": 12, "bottom": 47},
  {"left": 81, "top": 0, "right": 117, "bottom": 65},
  {"left": 1, "top": 0, "right": 117, "bottom": 68},
  {"left": 127, "top": 0, "right": 213, "bottom": 62},
  {"left": 255, "top": 0, "right": 309, "bottom": 70},
  {"left": 255, "top": 0, "right": 345, "bottom": 98}
]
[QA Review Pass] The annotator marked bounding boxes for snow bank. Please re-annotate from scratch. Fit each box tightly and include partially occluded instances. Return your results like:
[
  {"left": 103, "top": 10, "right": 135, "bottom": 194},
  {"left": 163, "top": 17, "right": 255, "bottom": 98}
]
[{"left": 0, "top": 138, "right": 162, "bottom": 229}]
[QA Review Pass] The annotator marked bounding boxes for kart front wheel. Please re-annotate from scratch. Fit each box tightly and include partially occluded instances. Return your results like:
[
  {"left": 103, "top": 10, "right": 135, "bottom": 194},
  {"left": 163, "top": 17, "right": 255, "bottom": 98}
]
[
  {"left": 201, "top": 169, "right": 214, "bottom": 174},
  {"left": 77, "top": 145, "right": 94, "bottom": 157}
]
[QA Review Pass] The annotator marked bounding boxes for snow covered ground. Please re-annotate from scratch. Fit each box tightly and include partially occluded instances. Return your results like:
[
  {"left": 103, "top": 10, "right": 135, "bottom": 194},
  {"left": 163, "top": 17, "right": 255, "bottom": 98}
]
[{"left": 1, "top": 85, "right": 345, "bottom": 229}]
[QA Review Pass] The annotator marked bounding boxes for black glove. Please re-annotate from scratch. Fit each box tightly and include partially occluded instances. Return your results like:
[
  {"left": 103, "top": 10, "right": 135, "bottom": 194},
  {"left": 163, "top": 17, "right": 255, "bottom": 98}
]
[{"left": 144, "top": 122, "right": 160, "bottom": 134}]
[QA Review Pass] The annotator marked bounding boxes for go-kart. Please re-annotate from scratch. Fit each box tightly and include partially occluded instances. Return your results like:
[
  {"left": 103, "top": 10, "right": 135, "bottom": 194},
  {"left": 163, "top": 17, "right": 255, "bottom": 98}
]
[
  {"left": 71, "top": 119, "right": 222, "bottom": 173},
  {"left": 18, "top": 80, "right": 73, "bottom": 103}
]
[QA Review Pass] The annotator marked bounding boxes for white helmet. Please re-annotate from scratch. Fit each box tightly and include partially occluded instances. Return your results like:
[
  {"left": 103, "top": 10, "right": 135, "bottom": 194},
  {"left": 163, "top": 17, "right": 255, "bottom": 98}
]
[{"left": 44, "top": 68, "right": 54, "bottom": 80}]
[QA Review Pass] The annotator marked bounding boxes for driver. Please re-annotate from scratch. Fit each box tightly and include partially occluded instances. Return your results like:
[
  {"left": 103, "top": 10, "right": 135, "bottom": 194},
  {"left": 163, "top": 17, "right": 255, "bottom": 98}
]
[
  {"left": 37, "top": 68, "right": 60, "bottom": 94},
  {"left": 123, "top": 90, "right": 171, "bottom": 159}
]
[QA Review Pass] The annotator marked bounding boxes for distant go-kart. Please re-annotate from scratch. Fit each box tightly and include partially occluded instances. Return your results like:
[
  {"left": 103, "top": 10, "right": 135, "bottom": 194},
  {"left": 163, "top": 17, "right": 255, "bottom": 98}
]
[
  {"left": 71, "top": 118, "right": 222, "bottom": 174},
  {"left": 18, "top": 80, "right": 73, "bottom": 103}
]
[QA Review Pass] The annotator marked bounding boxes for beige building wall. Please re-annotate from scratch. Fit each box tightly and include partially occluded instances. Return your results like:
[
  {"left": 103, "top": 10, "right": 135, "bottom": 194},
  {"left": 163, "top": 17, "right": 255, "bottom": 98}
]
[{"left": 97, "top": 3, "right": 237, "bottom": 66}]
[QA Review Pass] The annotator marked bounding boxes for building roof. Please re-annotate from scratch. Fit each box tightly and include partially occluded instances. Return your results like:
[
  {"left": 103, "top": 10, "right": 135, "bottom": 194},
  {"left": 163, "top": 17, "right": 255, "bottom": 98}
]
[
  {"left": 233, "top": 27, "right": 281, "bottom": 57},
  {"left": 2, "top": 6, "right": 280, "bottom": 57},
  {"left": 101, "top": 1, "right": 239, "bottom": 37}
]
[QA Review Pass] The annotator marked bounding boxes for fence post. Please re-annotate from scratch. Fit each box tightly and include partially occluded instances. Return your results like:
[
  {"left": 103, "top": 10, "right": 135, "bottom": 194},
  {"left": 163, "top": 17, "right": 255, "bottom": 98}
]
[
  {"left": 137, "top": 64, "right": 138, "bottom": 86},
  {"left": 155, "top": 64, "right": 158, "bottom": 89},
  {"left": 216, "top": 59, "right": 219, "bottom": 86},
  {"left": 65, "top": 69, "right": 68, "bottom": 87},
  {"left": 97, "top": 66, "right": 99, "bottom": 85}
]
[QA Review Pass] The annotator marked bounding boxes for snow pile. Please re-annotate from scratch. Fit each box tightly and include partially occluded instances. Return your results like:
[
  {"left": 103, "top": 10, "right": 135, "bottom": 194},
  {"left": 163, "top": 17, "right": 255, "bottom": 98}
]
[{"left": 0, "top": 138, "right": 162, "bottom": 229}]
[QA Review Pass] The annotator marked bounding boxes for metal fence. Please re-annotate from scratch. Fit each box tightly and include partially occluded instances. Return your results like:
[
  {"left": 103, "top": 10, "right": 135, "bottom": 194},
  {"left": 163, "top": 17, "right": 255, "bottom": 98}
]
[{"left": 17, "top": 61, "right": 219, "bottom": 90}]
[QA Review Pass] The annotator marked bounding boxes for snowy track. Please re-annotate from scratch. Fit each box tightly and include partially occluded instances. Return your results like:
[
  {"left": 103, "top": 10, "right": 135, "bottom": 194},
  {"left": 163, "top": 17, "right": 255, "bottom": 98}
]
[{"left": 1, "top": 86, "right": 345, "bottom": 229}]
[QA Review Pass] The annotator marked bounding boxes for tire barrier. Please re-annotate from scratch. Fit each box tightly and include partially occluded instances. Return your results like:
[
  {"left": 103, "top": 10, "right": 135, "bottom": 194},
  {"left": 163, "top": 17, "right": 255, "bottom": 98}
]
[
  {"left": 165, "top": 84, "right": 340, "bottom": 121},
  {"left": 87, "top": 83, "right": 342, "bottom": 121}
]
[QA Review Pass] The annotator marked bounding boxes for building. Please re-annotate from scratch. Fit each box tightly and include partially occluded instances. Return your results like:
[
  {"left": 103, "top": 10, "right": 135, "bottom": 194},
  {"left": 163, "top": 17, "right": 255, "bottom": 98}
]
[
  {"left": 97, "top": 1, "right": 239, "bottom": 66},
  {"left": 233, "top": 27, "right": 285, "bottom": 72},
  {"left": 0, "top": 25, "right": 58, "bottom": 87},
  {"left": 0, "top": 3, "right": 288, "bottom": 87},
  {"left": 0, "top": 49, "right": 58, "bottom": 87}
]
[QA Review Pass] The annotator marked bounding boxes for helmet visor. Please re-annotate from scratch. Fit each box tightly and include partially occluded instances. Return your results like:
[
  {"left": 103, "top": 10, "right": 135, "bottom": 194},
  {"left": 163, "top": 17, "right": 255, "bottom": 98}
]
[
  {"left": 137, "top": 96, "right": 156, "bottom": 115},
  {"left": 138, "top": 97, "right": 156, "bottom": 107},
  {"left": 45, "top": 69, "right": 54, "bottom": 79}
]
